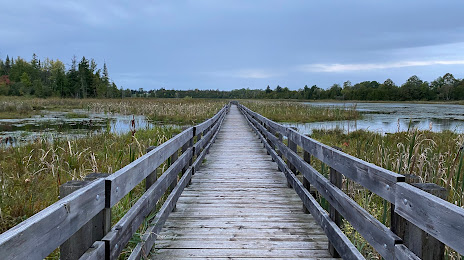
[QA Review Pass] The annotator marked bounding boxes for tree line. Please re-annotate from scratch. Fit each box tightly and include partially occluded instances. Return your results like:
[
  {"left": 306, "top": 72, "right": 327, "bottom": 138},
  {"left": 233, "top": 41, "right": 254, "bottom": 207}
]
[
  {"left": 0, "top": 54, "right": 133, "bottom": 98},
  {"left": 1, "top": 54, "right": 463, "bottom": 101},
  {"left": 141, "top": 73, "right": 464, "bottom": 101}
]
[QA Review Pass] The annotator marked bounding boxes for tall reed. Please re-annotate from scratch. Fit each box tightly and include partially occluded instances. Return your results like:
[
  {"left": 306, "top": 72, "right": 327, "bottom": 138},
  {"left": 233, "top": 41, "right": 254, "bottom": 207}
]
[{"left": 241, "top": 100, "right": 360, "bottom": 122}]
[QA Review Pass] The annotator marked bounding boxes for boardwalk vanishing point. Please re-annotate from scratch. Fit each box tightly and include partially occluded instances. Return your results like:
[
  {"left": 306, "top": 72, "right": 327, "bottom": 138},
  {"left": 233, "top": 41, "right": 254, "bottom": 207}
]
[{"left": 153, "top": 105, "right": 333, "bottom": 259}]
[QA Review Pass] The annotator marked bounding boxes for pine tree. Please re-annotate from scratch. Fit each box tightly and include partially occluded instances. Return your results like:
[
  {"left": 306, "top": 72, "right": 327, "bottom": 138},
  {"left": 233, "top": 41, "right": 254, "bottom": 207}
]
[
  {"left": 5, "top": 55, "right": 11, "bottom": 75},
  {"left": 78, "top": 56, "right": 89, "bottom": 98}
]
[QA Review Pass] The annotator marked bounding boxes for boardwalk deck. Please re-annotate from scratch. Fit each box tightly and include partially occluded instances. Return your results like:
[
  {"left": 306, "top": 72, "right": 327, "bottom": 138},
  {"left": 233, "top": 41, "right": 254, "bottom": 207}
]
[{"left": 152, "top": 105, "right": 334, "bottom": 259}]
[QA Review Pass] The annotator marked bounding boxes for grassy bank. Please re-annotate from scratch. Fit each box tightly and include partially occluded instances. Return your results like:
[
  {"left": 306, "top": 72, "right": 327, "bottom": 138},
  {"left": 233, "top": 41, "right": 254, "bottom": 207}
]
[{"left": 240, "top": 100, "right": 360, "bottom": 122}]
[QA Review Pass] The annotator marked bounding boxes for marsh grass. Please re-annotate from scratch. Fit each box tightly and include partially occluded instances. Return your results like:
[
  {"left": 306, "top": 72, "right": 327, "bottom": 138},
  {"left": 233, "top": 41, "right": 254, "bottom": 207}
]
[
  {"left": 309, "top": 128, "right": 464, "bottom": 259},
  {"left": 0, "top": 97, "right": 227, "bottom": 124},
  {"left": 0, "top": 126, "right": 181, "bottom": 234},
  {"left": 241, "top": 100, "right": 360, "bottom": 123}
]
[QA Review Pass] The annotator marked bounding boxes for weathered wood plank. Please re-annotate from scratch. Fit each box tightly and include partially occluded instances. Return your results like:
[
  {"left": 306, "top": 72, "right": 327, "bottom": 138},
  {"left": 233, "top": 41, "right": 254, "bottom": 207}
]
[
  {"left": 154, "top": 248, "right": 334, "bottom": 258},
  {"left": 155, "top": 240, "right": 328, "bottom": 249},
  {"left": 395, "top": 244, "right": 421, "bottom": 260},
  {"left": 0, "top": 180, "right": 105, "bottom": 260},
  {"left": 79, "top": 241, "right": 106, "bottom": 260},
  {"left": 287, "top": 129, "right": 403, "bottom": 203},
  {"left": 107, "top": 128, "right": 193, "bottom": 207},
  {"left": 103, "top": 149, "right": 192, "bottom": 259},
  {"left": 130, "top": 167, "right": 194, "bottom": 260},
  {"left": 395, "top": 183, "right": 464, "bottom": 255}
]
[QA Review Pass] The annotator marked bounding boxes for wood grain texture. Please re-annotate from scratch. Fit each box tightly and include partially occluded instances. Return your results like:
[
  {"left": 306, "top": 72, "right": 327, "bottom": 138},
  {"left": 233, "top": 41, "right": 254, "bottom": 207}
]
[
  {"left": 151, "top": 105, "right": 334, "bottom": 259},
  {"left": 79, "top": 241, "right": 106, "bottom": 260},
  {"left": 107, "top": 127, "right": 193, "bottom": 207},
  {"left": 0, "top": 179, "right": 105, "bottom": 260},
  {"left": 395, "top": 183, "right": 464, "bottom": 255},
  {"left": 394, "top": 244, "right": 421, "bottom": 260},
  {"left": 103, "top": 149, "right": 192, "bottom": 259}
]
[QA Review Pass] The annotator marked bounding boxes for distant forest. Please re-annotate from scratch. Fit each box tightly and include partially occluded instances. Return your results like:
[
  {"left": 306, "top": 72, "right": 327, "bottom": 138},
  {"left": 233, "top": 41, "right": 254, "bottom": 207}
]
[
  {"left": 0, "top": 54, "right": 131, "bottom": 98},
  {"left": 1, "top": 54, "right": 464, "bottom": 101}
]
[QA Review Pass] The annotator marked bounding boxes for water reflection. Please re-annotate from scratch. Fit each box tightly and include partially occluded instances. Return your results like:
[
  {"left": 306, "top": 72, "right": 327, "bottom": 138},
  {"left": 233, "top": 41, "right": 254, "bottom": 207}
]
[
  {"left": 282, "top": 102, "right": 464, "bottom": 135},
  {"left": 0, "top": 109, "right": 155, "bottom": 146}
]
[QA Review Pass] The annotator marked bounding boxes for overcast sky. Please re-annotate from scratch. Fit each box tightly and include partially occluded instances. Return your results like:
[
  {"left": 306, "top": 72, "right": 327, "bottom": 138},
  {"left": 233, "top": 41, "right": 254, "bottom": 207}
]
[{"left": 1, "top": 0, "right": 464, "bottom": 91}]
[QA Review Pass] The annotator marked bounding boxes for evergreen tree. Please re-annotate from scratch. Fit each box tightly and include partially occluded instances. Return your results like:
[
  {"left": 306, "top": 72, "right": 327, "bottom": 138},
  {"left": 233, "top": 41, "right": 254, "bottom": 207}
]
[{"left": 4, "top": 55, "right": 11, "bottom": 75}]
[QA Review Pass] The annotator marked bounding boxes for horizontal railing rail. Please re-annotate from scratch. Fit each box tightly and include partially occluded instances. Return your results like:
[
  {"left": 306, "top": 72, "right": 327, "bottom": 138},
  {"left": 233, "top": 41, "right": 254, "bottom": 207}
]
[
  {"left": 0, "top": 103, "right": 230, "bottom": 260},
  {"left": 237, "top": 102, "right": 464, "bottom": 260}
]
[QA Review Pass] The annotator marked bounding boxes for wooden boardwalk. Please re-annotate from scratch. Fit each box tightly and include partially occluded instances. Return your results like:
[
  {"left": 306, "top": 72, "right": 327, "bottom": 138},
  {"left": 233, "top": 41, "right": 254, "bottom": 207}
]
[{"left": 152, "top": 105, "right": 334, "bottom": 259}]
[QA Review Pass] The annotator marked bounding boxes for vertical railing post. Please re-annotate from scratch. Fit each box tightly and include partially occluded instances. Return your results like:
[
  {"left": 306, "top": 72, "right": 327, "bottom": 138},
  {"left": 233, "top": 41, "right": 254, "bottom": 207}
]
[
  {"left": 393, "top": 181, "right": 447, "bottom": 260},
  {"left": 328, "top": 147, "right": 343, "bottom": 258},
  {"left": 169, "top": 150, "right": 179, "bottom": 191},
  {"left": 267, "top": 127, "right": 277, "bottom": 161},
  {"left": 145, "top": 146, "right": 158, "bottom": 191},
  {"left": 287, "top": 128, "right": 298, "bottom": 173},
  {"left": 188, "top": 127, "right": 195, "bottom": 185},
  {"left": 59, "top": 173, "right": 110, "bottom": 260},
  {"left": 169, "top": 149, "right": 179, "bottom": 212},
  {"left": 303, "top": 150, "right": 312, "bottom": 213},
  {"left": 277, "top": 132, "right": 283, "bottom": 158},
  {"left": 264, "top": 124, "right": 271, "bottom": 154},
  {"left": 391, "top": 174, "right": 420, "bottom": 242}
]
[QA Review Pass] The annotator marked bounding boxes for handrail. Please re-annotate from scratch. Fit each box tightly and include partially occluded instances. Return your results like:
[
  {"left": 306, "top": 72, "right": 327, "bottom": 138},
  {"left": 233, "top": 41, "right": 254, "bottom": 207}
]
[
  {"left": 237, "top": 102, "right": 464, "bottom": 259},
  {"left": 0, "top": 103, "right": 230, "bottom": 260}
]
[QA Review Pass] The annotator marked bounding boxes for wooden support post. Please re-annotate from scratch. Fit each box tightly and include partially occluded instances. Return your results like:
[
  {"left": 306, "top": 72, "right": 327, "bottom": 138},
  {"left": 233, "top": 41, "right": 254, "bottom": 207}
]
[
  {"left": 393, "top": 182, "right": 447, "bottom": 260},
  {"left": 145, "top": 146, "right": 158, "bottom": 191},
  {"left": 303, "top": 150, "right": 311, "bottom": 214},
  {"left": 264, "top": 125, "right": 273, "bottom": 155},
  {"left": 60, "top": 173, "right": 110, "bottom": 260},
  {"left": 169, "top": 150, "right": 179, "bottom": 212},
  {"left": 287, "top": 134, "right": 298, "bottom": 174},
  {"left": 328, "top": 157, "right": 343, "bottom": 258},
  {"left": 277, "top": 133, "right": 283, "bottom": 158},
  {"left": 181, "top": 142, "right": 189, "bottom": 174},
  {"left": 268, "top": 128, "right": 277, "bottom": 161},
  {"left": 391, "top": 174, "right": 420, "bottom": 240},
  {"left": 169, "top": 150, "right": 179, "bottom": 191}
]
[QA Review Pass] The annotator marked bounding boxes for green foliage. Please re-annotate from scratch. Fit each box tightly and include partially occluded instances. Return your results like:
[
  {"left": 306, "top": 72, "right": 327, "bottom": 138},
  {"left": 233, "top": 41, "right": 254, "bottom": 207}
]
[{"left": 0, "top": 54, "right": 128, "bottom": 99}]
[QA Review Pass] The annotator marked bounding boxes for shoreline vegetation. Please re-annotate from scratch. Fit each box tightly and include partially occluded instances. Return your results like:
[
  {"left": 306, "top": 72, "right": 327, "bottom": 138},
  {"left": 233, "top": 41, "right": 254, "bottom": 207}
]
[{"left": 1, "top": 55, "right": 464, "bottom": 102}]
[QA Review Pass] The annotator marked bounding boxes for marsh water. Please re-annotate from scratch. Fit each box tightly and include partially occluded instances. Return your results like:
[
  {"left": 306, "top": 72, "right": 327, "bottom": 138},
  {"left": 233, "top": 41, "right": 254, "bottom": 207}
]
[
  {"left": 0, "top": 110, "right": 155, "bottom": 146},
  {"left": 283, "top": 102, "right": 464, "bottom": 135},
  {"left": 2, "top": 102, "right": 464, "bottom": 146}
]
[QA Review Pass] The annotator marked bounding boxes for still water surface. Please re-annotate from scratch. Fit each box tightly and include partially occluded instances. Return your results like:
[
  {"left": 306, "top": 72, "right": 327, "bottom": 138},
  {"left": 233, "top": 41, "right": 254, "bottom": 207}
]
[
  {"left": 0, "top": 109, "right": 155, "bottom": 146},
  {"left": 282, "top": 102, "right": 464, "bottom": 135}
]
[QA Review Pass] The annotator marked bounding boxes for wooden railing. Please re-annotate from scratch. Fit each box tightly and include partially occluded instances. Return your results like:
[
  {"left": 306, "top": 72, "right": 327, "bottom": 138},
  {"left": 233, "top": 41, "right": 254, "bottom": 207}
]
[
  {"left": 238, "top": 103, "right": 464, "bottom": 260},
  {"left": 0, "top": 104, "right": 230, "bottom": 260}
]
